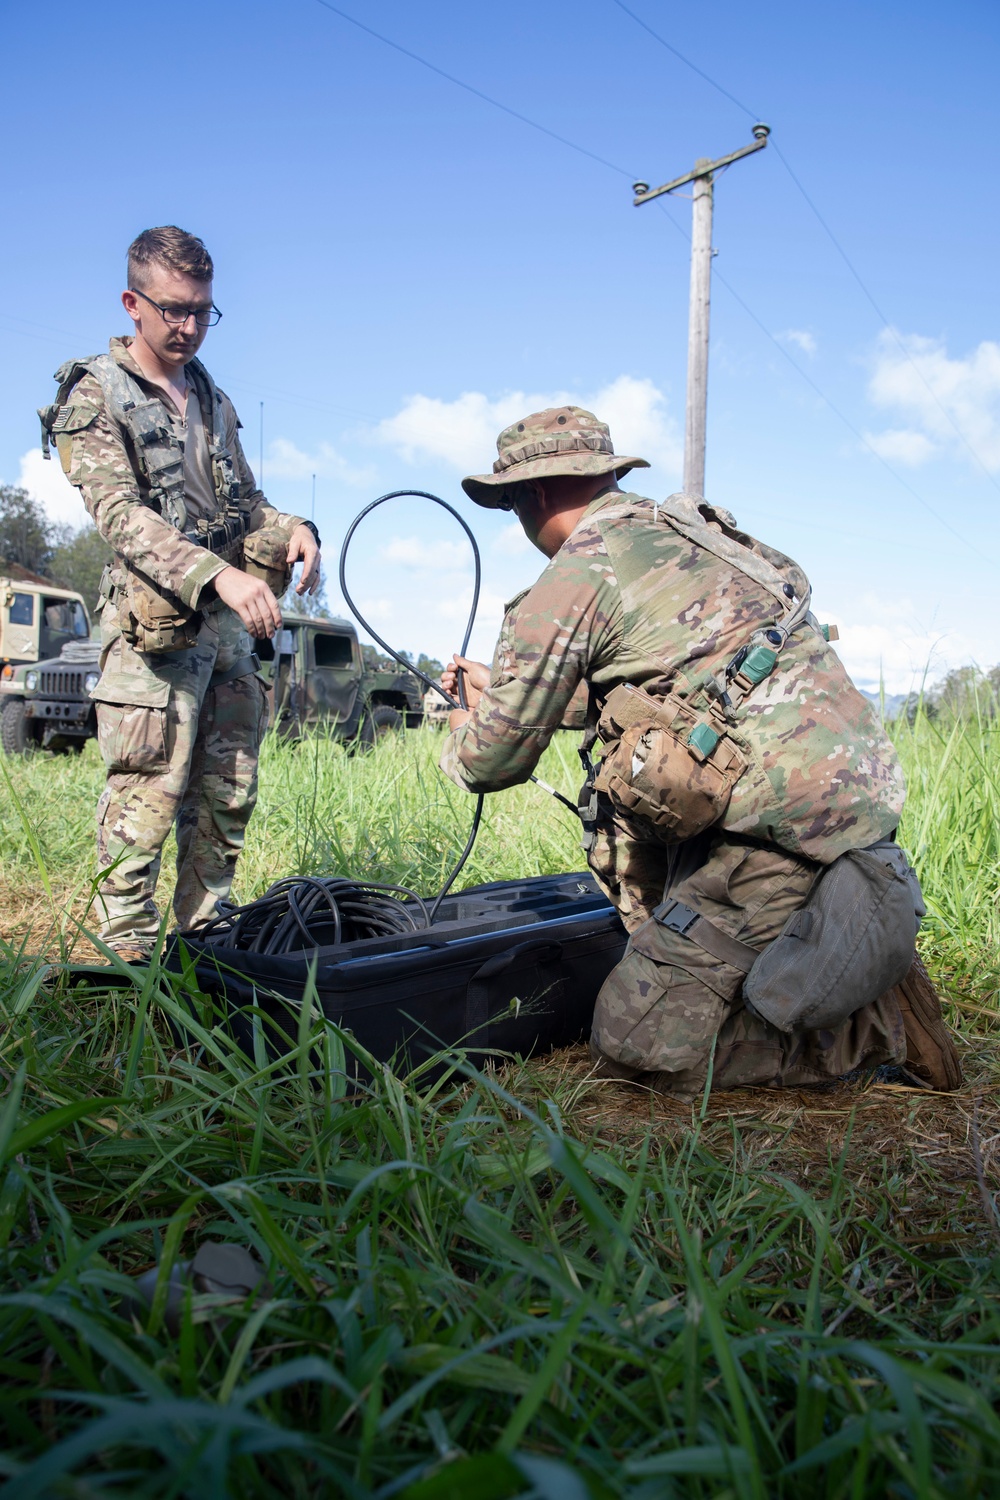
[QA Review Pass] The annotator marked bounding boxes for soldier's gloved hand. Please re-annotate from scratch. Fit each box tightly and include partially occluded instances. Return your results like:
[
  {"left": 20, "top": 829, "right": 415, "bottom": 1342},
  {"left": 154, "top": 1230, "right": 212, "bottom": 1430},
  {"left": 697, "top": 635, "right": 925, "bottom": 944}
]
[
  {"left": 213, "top": 566, "right": 283, "bottom": 638},
  {"left": 442, "top": 655, "right": 490, "bottom": 713},
  {"left": 287, "top": 524, "right": 321, "bottom": 596}
]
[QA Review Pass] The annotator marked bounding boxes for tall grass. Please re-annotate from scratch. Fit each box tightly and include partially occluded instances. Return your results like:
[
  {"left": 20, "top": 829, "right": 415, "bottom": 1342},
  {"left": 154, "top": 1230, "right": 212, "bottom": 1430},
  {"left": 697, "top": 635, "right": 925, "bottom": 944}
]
[
  {"left": 0, "top": 706, "right": 997, "bottom": 1495},
  {"left": 1, "top": 965, "right": 998, "bottom": 1498}
]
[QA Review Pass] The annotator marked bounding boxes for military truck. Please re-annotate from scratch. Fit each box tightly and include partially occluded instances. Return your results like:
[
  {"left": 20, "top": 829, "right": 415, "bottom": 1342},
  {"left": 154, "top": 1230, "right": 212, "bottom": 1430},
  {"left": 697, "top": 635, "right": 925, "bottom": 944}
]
[
  {"left": 0, "top": 571, "right": 92, "bottom": 667},
  {"left": 256, "top": 613, "right": 424, "bottom": 741},
  {"left": 0, "top": 573, "right": 94, "bottom": 753},
  {"left": 0, "top": 611, "right": 424, "bottom": 755}
]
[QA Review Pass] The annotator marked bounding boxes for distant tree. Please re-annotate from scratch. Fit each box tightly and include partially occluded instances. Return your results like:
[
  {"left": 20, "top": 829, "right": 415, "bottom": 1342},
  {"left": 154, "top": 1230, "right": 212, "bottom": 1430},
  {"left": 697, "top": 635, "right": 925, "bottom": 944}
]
[
  {"left": 0, "top": 485, "right": 59, "bottom": 574},
  {"left": 416, "top": 653, "right": 444, "bottom": 683},
  {"left": 896, "top": 690, "right": 938, "bottom": 726},
  {"left": 932, "top": 665, "right": 989, "bottom": 718},
  {"left": 279, "top": 566, "right": 332, "bottom": 620},
  {"left": 49, "top": 523, "right": 113, "bottom": 612},
  {"left": 361, "top": 644, "right": 398, "bottom": 673}
]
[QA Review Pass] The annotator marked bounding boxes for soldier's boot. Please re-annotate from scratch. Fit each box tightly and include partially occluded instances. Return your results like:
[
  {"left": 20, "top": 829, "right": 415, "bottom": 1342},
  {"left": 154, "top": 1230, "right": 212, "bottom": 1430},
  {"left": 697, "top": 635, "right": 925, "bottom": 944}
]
[
  {"left": 108, "top": 943, "right": 152, "bottom": 966},
  {"left": 895, "top": 955, "right": 963, "bottom": 1091}
]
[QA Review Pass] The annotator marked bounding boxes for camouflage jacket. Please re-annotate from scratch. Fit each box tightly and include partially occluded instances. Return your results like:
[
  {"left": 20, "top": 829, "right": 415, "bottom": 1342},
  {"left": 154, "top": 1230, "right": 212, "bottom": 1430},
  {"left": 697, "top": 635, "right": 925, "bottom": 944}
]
[
  {"left": 441, "top": 488, "right": 905, "bottom": 864},
  {"left": 54, "top": 337, "right": 303, "bottom": 610}
]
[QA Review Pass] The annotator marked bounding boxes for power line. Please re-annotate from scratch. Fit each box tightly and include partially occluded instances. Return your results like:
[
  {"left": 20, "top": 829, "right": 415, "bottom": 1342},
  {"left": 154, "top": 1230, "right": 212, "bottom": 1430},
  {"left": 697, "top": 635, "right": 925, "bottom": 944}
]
[
  {"left": 608, "top": 0, "right": 759, "bottom": 121},
  {"left": 608, "top": 0, "right": 1000, "bottom": 491},
  {"left": 648, "top": 201, "right": 987, "bottom": 558},
  {"left": 770, "top": 141, "right": 1000, "bottom": 494},
  {"left": 311, "top": 0, "right": 636, "bottom": 180},
  {"left": 715, "top": 265, "right": 990, "bottom": 560}
]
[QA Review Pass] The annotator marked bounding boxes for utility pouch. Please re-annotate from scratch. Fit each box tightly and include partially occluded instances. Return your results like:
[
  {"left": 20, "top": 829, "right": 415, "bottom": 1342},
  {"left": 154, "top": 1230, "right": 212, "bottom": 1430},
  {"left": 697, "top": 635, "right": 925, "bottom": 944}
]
[
  {"left": 594, "top": 681, "right": 748, "bottom": 843},
  {"left": 743, "top": 839, "right": 926, "bottom": 1033},
  {"left": 119, "top": 567, "right": 200, "bottom": 654},
  {"left": 242, "top": 528, "right": 292, "bottom": 599}
]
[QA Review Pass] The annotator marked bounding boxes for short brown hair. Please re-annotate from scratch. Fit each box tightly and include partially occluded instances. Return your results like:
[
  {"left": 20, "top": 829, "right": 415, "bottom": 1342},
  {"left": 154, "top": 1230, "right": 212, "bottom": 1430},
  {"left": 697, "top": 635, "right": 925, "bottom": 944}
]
[{"left": 127, "top": 226, "right": 214, "bottom": 290}]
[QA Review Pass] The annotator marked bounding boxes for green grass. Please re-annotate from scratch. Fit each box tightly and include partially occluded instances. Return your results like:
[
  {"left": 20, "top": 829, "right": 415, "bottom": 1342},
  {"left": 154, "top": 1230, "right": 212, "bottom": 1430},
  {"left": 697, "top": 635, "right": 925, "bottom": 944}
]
[{"left": 0, "top": 708, "right": 998, "bottom": 1497}]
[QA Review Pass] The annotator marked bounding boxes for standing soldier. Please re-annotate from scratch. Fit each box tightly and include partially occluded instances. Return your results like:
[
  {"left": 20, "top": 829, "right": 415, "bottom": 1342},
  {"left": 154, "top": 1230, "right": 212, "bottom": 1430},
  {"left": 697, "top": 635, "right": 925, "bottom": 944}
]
[
  {"left": 40, "top": 226, "right": 321, "bottom": 959},
  {"left": 440, "top": 406, "right": 961, "bottom": 1095}
]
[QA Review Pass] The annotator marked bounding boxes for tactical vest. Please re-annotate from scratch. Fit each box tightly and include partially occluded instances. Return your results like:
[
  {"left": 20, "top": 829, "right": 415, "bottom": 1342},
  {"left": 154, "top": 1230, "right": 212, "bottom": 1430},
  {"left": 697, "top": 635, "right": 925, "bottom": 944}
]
[
  {"left": 39, "top": 351, "right": 254, "bottom": 652},
  {"left": 579, "top": 493, "right": 823, "bottom": 848},
  {"left": 39, "top": 350, "right": 250, "bottom": 545}
]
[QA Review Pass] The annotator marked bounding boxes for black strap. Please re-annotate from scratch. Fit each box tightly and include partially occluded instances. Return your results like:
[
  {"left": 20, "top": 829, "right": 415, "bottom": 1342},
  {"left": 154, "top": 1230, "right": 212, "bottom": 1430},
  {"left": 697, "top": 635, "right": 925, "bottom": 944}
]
[
  {"left": 210, "top": 653, "right": 260, "bottom": 689},
  {"left": 653, "top": 897, "right": 759, "bottom": 974}
]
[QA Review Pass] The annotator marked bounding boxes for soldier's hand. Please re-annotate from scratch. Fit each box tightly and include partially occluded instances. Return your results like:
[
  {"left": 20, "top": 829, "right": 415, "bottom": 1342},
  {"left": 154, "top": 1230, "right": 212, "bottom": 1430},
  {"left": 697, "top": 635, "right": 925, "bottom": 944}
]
[
  {"left": 288, "top": 524, "right": 321, "bottom": 596},
  {"left": 442, "top": 655, "right": 490, "bottom": 711},
  {"left": 214, "top": 566, "right": 283, "bottom": 638}
]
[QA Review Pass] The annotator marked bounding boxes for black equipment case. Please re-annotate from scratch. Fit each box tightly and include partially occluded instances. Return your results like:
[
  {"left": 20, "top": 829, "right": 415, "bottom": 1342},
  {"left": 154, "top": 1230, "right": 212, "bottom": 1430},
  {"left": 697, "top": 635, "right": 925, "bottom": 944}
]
[{"left": 169, "top": 873, "right": 627, "bottom": 1075}]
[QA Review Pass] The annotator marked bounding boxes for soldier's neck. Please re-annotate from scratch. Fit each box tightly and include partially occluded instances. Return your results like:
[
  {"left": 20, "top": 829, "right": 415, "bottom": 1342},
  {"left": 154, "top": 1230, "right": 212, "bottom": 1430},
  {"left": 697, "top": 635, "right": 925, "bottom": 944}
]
[{"left": 127, "top": 335, "right": 190, "bottom": 413}]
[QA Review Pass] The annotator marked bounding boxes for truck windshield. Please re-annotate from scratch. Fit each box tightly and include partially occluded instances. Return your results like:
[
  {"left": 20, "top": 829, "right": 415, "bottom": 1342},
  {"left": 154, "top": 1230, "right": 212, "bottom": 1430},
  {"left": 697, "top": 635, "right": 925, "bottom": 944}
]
[{"left": 43, "top": 598, "right": 85, "bottom": 634}]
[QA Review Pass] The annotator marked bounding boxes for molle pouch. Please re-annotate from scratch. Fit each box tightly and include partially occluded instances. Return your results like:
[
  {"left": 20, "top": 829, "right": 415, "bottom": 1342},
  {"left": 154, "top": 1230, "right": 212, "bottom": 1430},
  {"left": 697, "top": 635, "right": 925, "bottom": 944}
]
[
  {"left": 594, "top": 682, "right": 748, "bottom": 843},
  {"left": 743, "top": 840, "right": 926, "bottom": 1033},
  {"left": 242, "top": 528, "right": 292, "bottom": 599},
  {"left": 120, "top": 568, "right": 200, "bottom": 654}
]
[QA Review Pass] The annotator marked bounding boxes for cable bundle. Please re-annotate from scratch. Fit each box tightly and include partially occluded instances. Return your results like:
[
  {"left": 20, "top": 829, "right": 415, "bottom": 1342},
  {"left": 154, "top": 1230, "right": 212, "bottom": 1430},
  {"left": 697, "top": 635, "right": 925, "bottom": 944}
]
[{"left": 198, "top": 876, "right": 429, "bottom": 954}]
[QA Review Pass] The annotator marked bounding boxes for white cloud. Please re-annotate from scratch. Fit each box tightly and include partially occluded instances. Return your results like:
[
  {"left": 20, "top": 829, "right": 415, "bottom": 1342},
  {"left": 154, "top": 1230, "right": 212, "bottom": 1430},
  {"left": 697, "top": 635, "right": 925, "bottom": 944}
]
[
  {"left": 382, "top": 535, "right": 471, "bottom": 572},
  {"left": 493, "top": 521, "right": 533, "bottom": 556},
  {"left": 861, "top": 428, "right": 936, "bottom": 467},
  {"left": 827, "top": 591, "right": 976, "bottom": 695},
  {"left": 374, "top": 374, "right": 681, "bottom": 479},
  {"left": 779, "top": 328, "right": 817, "bottom": 357},
  {"left": 866, "top": 330, "right": 1000, "bottom": 470},
  {"left": 265, "top": 437, "right": 374, "bottom": 486},
  {"left": 16, "top": 449, "right": 88, "bottom": 529}
]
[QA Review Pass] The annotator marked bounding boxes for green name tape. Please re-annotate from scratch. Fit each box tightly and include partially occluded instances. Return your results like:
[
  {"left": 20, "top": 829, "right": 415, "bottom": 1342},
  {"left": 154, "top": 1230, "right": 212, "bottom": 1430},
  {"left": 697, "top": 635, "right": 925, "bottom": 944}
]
[
  {"left": 740, "top": 645, "right": 778, "bottom": 685},
  {"left": 688, "top": 722, "right": 720, "bottom": 759}
]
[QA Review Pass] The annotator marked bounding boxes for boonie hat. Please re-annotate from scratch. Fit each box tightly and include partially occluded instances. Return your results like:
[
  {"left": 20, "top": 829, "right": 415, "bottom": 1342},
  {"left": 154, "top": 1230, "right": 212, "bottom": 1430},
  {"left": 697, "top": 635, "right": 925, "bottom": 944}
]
[{"left": 462, "top": 406, "right": 650, "bottom": 508}]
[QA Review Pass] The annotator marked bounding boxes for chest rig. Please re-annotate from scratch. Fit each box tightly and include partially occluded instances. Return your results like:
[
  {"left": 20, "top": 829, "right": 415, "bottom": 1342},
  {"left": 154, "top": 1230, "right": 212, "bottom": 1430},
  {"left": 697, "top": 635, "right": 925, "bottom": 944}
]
[
  {"left": 578, "top": 494, "right": 820, "bottom": 849},
  {"left": 40, "top": 350, "right": 255, "bottom": 652},
  {"left": 41, "top": 350, "right": 249, "bottom": 540}
]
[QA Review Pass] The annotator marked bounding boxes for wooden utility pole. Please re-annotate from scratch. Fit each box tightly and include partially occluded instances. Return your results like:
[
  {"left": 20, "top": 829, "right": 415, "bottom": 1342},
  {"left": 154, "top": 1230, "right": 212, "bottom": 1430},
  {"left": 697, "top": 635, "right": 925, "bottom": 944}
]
[{"left": 633, "top": 124, "right": 770, "bottom": 498}]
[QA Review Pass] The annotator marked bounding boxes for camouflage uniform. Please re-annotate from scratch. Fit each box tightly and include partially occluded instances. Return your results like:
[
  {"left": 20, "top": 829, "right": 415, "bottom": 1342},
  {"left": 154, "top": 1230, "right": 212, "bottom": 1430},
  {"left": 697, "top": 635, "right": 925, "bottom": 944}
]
[
  {"left": 52, "top": 337, "right": 305, "bottom": 948},
  {"left": 441, "top": 407, "right": 906, "bottom": 1095}
]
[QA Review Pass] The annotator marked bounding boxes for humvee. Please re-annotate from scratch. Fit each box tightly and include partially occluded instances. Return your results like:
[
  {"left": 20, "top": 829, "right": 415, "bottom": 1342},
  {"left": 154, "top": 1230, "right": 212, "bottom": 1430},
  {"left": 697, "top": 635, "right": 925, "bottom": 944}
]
[
  {"left": 254, "top": 613, "right": 423, "bottom": 740},
  {"left": 0, "top": 573, "right": 94, "bottom": 753},
  {"left": 0, "top": 611, "right": 424, "bottom": 755}
]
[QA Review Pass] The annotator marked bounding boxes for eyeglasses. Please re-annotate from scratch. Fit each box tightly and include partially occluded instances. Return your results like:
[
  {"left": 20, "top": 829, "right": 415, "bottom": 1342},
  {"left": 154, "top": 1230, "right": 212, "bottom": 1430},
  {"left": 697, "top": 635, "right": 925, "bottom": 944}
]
[{"left": 130, "top": 288, "right": 222, "bottom": 327}]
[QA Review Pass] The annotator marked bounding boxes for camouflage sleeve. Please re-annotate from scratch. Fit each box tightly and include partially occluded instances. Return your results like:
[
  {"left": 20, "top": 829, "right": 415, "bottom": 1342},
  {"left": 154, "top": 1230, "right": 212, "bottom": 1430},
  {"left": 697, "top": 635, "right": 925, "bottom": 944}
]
[
  {"left": 220, "top": 393, "right": 305, "bottom": 540},
  {"left": 57, "top": 373, "right": 228, "bottom": 608},
  {"left": 439, "top": 526, "right": 622, "bottom": 793}
]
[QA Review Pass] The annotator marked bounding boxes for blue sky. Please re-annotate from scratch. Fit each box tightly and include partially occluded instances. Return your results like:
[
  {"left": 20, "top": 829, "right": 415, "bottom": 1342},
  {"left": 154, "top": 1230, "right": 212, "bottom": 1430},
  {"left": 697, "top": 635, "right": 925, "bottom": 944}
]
[{"left": 2, "top": 0, "right": 997, "bottom": 690}]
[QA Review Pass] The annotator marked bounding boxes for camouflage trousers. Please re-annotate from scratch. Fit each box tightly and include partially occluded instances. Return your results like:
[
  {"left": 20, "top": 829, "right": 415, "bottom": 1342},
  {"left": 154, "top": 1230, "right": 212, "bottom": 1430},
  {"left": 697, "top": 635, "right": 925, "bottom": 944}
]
[
  {"left": 93, "top": 603, "right": 268, "bottom": 948},
  {"left": 586, "top": 800, "right": 905, "bottom": 1097}
]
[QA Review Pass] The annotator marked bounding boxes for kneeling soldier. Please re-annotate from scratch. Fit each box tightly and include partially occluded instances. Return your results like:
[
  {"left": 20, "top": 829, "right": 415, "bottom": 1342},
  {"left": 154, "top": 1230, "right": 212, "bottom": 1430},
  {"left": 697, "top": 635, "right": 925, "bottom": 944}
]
[
  {"left": 440, "top": 406, "right": 960, "bottom": 1095},
  {"left": 41, "top": 226, "right": 321, "bottom": 958}
]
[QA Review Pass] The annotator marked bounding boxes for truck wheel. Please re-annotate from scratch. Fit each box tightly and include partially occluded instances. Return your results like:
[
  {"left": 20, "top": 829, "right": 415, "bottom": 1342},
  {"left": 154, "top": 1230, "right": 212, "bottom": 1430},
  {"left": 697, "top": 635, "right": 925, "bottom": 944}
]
[
  {"left": 369, "top": 704, "right": 405, "bottom": 738},
  {"left": 1, "top": 699, "right": 38, "bottom": 756},
  {"left": 356, "top": 703, "right": 405, "bottom": 749}
]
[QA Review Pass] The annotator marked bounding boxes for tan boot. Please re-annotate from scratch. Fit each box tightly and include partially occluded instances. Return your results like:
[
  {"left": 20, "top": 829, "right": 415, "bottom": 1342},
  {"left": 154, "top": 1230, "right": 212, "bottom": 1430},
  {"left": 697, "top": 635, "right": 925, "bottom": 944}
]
[
  {"left": 109, "top": 944, "right": 151, "bottom": 966},
  {"left": 895, "top": 955, "right": 963, "bottom": 1091}
]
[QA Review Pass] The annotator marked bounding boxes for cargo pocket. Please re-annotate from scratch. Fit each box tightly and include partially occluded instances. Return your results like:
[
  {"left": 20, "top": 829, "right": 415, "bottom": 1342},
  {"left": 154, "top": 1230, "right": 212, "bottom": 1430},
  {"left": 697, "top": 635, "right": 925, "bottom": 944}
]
[{"left": 96, "top": 701, "right": 170, "bottom": 774}]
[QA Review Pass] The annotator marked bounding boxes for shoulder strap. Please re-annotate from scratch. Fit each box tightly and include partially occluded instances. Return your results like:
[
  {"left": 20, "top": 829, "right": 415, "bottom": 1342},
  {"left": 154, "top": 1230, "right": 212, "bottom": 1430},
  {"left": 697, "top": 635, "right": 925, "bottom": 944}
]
[
  {"left": 187, "top": 358, "right": 243, "bottom": 510},
  {"left": 38, "top": 355, "right": 105, "bottom": 458},
  {"left": 85, "top": 354, "right": 188, "bottom": 529},
  {"left": 595, "top": 491, "right": 814, "bottom": 717}
]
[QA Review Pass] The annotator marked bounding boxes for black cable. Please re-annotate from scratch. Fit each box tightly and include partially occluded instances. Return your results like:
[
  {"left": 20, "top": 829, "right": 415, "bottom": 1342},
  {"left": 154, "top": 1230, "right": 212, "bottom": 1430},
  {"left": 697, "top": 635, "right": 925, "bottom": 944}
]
[
  {"left": 339, "top": 490, "right": 578, "bottom": 919},
  {"left": 339, "top": 491, "right": 480, "bottom": 708},
  {"left": 200, "top": 876, "right": 429, "bottom": 954},
  {"left": 339, "top": 489, "right": 487, "bottom": 915}
]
